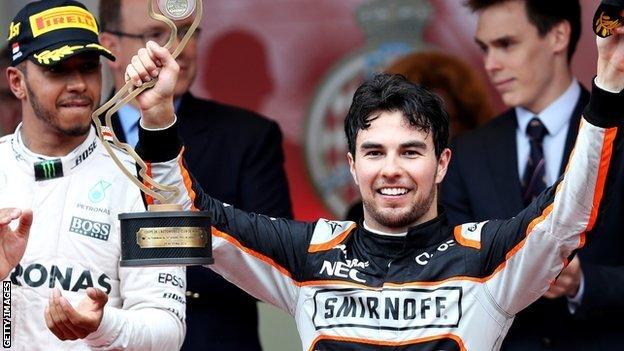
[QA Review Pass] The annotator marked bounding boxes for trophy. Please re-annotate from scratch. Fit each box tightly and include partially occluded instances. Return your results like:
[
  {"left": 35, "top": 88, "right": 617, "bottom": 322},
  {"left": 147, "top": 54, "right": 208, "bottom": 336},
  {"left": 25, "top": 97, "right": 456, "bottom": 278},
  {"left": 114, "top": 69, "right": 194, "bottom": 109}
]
[{"left": 91, "top": 0, "right": 213, "bottom": 267}]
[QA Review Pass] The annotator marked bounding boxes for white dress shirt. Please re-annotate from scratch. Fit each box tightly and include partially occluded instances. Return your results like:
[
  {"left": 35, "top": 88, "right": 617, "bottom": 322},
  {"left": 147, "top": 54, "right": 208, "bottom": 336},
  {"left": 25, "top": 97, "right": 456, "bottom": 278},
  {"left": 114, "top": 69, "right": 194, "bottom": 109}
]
[{"left": 515, "top": 80, "right": 581, "bottom": 186}]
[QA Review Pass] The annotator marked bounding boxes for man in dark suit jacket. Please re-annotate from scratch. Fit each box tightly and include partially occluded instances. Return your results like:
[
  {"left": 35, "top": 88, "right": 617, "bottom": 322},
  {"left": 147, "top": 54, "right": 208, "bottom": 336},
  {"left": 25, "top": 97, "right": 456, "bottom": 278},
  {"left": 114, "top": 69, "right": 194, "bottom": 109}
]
[
  {"left": 441, "top": 1, "right": 624, "bottom": 350},
  {"left": 98, "top": 1, "right": 293, "bottom": 350}
]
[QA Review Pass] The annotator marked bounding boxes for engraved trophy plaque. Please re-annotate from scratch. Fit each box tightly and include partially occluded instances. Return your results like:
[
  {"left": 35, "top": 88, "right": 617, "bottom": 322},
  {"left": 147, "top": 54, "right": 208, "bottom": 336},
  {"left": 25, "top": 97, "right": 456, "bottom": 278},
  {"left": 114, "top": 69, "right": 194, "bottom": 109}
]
[{"left": 92, "top": 0, "right": 212, "bottom": 266}]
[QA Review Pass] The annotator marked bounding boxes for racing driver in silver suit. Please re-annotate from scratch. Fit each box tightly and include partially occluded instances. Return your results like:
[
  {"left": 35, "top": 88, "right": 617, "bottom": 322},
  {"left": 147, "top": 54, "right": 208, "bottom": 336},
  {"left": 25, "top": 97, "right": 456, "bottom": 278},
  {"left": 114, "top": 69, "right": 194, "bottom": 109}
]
[{"left": 0, "top": 0, "right": 185, "bottom": 349}]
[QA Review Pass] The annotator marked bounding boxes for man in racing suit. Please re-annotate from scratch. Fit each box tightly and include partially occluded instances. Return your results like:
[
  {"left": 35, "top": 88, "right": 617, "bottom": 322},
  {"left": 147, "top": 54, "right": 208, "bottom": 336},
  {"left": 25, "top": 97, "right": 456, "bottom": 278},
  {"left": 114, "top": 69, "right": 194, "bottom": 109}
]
[
  {"left": 114, "top": 7, "right": 624, "bottom": 351},
  {"left": 0, "top": 0, "right": 185, "bottom": 349}
]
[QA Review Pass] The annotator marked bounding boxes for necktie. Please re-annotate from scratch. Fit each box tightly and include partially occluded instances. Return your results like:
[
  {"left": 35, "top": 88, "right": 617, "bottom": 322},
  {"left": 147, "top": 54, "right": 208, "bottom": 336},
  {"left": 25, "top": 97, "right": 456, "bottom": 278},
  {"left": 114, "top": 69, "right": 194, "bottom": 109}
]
[{"left": 522, "top": 117, "right": 548, "bottom": 206}]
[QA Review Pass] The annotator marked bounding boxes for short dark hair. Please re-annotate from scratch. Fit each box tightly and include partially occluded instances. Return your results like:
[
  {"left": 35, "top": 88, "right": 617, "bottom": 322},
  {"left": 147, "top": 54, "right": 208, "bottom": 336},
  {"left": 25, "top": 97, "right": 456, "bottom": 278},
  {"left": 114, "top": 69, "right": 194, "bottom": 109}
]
[
  {"left": 466, "top": 0, "right": 581, "bottom": 61},
  {"left": 344, "top": 73, "right": 449, "bottom": 158},
  {"left": 99, "top": 0, "right": 122, "bottom": 31}
]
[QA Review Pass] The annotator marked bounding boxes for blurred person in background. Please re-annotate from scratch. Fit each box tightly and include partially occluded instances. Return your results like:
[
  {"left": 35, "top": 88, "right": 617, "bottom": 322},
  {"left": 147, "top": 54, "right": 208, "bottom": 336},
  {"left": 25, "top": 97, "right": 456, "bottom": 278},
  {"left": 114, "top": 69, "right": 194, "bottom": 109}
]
[
  {"left": 387, "top": 51, "right": 493, "bottom": 137},
  {"left": 98, "top": 0, "right": 293, "bottom": 350},
  {"left": 441, "top": 0, "right": 624, "bottom": 349},
  {"left": 1, "top": 45, "right": 21, "bottom": 136},
  {"left": 345, "top": 50, "right": 493, "bottom": 221}
]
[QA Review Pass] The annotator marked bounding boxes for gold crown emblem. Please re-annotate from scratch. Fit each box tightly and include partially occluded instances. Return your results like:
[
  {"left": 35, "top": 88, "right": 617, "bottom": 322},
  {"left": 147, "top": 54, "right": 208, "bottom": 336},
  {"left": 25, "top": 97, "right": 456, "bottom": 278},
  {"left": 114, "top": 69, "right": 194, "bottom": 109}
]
[{"left": 595, "top": 11, "right": 621, "bottom": 38}]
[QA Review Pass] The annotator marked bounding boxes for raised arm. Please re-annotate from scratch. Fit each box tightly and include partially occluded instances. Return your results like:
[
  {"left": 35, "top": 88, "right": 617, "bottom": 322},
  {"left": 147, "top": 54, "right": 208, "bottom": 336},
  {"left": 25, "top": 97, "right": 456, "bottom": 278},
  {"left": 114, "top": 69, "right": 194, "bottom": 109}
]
[
  {"left": 470, "top": 24, "right": 624, "bottom": 315},
  {"left": 127, "top": 41, "right": 317, "bottom": 314},
  {"left": 136, "top": 126, "right": 317, "bottom": 313}
]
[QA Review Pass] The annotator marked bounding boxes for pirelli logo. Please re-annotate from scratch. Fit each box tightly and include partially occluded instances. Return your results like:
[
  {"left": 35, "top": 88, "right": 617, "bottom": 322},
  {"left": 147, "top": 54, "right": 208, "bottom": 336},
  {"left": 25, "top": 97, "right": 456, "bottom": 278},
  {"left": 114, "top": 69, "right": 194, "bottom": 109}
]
[
  {"left": 312, "top": 287, "right": 462, "bottom": 331},
  {"left": 29, "top": 6, "right": 98, "bottom": 38}
]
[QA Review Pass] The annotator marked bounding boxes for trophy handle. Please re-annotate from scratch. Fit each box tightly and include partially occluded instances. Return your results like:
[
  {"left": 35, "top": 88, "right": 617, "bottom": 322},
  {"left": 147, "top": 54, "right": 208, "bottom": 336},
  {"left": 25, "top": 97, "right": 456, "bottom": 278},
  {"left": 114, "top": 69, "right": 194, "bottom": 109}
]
[{"left": 91, "top": 0, "right": 203, "bottom": 205}]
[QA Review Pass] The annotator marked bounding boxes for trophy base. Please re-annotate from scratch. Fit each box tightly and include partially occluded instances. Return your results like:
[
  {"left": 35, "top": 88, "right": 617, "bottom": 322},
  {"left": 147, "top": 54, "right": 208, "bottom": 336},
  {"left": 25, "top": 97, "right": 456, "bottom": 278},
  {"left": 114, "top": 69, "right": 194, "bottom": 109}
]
[
  {"left": 120, "top": 257, "right": 213, "bottom": 267},
  {"left": 119, "top": 209, "right": 213, "bottom": 267}
]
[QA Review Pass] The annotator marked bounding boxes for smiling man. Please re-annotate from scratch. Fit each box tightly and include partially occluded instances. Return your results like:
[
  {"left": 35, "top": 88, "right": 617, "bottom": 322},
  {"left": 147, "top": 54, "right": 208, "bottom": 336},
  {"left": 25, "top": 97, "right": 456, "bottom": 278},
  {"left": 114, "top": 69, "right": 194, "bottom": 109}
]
[
  {"left": 345, "top": 102, "right": 450, "bottom": 234},
  {"left": 123, "top": 11, "right": 624, "bottom": 345},
  {"left": 0, "top": 0, "right": 185, "bottom": 349}
]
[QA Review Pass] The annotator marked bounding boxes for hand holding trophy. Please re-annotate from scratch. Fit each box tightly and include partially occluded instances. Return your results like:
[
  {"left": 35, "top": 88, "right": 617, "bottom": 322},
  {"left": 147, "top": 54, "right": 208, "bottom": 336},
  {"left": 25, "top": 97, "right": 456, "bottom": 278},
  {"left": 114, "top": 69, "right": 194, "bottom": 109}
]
[{"left": 92, "top": 0, "right": 213, "bottom": 266}]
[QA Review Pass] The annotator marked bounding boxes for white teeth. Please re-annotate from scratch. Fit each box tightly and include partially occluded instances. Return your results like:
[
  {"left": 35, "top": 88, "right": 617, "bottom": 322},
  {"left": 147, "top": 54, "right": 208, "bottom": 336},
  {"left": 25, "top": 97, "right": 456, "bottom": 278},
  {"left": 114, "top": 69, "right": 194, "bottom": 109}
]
[{"left": 379, "top": 188, "right": 408, "bottom": 196}]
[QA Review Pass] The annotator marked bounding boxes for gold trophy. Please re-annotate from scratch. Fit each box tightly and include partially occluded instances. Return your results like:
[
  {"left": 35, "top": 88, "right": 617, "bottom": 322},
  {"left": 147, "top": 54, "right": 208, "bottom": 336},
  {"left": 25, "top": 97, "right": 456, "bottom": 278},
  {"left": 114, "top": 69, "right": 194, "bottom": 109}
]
[{"left": 91, "top": 0, "right": 212, "bottom": 266}]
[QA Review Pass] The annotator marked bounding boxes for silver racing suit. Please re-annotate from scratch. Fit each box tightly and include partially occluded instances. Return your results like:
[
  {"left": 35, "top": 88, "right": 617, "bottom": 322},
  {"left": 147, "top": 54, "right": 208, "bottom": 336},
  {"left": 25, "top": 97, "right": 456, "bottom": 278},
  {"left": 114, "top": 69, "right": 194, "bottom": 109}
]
[{"left": 0, "top": 126, "right": 186, "bottom": 350}]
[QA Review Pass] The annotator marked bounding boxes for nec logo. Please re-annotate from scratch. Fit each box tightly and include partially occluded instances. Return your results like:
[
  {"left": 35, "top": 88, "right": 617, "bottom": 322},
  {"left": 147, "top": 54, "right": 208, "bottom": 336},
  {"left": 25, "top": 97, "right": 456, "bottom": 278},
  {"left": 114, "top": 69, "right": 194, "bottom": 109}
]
[
  {"left": 69, "top": 216, "right": 111, "bottom": 241},
  {"left": 319, "top": 259, "right": 369, "bottom": 283}
]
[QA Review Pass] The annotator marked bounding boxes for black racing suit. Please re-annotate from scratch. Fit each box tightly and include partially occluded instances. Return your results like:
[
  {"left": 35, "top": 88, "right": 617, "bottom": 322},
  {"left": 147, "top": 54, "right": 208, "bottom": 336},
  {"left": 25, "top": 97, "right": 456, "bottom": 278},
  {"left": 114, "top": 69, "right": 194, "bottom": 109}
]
[{"left": 136, "top": 82, "right": 622, "bottom": 351}]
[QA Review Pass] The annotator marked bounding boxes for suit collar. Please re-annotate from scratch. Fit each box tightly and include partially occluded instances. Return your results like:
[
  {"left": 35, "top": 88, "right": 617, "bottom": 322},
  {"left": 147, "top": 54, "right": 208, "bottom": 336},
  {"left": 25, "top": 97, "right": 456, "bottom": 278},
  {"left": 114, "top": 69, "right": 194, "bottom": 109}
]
[
  {"left": 515, "top": 80, "right": 581, "bottom": 137},
  {"left": 358, "top": 210, "right": 451, "bottom": 256}
]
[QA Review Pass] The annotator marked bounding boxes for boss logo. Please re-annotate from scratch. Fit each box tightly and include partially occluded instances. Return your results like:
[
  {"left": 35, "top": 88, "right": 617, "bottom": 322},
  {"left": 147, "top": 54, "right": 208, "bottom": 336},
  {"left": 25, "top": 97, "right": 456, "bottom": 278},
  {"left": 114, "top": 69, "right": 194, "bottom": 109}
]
[
  {"left": 74, "top": 140, "right": 97, "bottom": 168},
  {"left": 69, "top": 216, "right": 111, "bottom": 241}
]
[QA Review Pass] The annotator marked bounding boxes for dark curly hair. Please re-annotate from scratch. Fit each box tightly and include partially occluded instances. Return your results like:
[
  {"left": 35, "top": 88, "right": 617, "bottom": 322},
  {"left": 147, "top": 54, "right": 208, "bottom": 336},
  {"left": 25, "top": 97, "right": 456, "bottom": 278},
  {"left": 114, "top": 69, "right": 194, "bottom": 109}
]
[{"left": 344, "top": 73, "right": 449, "bottom": 158}]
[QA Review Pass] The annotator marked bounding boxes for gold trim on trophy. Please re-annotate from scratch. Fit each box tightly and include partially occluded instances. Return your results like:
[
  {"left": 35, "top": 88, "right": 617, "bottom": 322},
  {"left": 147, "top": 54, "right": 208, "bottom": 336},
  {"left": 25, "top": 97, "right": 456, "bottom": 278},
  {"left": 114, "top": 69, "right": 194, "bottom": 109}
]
[
  {"left": 91, "top": 0, "right": 212, "bottom": 266},
  {"left": 91, "top": 0, "right": 203, "bottom": 206}
]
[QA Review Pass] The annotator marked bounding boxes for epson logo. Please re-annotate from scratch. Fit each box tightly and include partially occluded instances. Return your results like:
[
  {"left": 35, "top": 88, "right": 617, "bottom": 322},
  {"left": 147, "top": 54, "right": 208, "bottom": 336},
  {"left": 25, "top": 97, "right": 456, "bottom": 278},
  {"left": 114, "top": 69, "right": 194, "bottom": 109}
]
[
  {"left": 312, "top": 287, "right": 462, "bottom": 331},
  {"left": 10, "top": 263, "right": 111, "bottom": 294},
  {"left": 70, "top": 216, "right": 111, "bottom": 241},
  {"left": 158, "top": 273, "right": 185, "bottom": 289}
]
